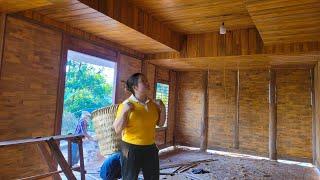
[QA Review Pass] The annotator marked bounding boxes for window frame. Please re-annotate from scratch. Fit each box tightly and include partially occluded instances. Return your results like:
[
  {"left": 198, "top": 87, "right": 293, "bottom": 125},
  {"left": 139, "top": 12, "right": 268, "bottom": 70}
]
[{"left": 154, "top": 80, "right": 170, "bottom": 128}]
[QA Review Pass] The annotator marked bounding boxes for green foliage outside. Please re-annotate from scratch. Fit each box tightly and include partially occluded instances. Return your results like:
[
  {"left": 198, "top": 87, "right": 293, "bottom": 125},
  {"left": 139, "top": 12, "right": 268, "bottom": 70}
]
[
  {"left": 156, "top": 83, "right": 169, "bottom": 127},
  {"left": 61, "top": 59, "right": 114, "bottom": 135}
]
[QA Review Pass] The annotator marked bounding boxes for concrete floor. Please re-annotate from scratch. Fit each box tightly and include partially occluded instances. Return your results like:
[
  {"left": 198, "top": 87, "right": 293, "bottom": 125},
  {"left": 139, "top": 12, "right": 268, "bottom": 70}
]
[
  {"left": 60, "top": 146, "right": 320, "bottom": 179},
  {"left": 159, "top": 147, "right": 320, "bottom": 180}
]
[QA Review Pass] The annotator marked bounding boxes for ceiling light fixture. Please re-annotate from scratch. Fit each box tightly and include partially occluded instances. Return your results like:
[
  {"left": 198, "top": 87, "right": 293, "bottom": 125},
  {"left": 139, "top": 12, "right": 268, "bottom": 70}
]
[{"left": 220, "top": 22, "right": 226, "bottom": 35}]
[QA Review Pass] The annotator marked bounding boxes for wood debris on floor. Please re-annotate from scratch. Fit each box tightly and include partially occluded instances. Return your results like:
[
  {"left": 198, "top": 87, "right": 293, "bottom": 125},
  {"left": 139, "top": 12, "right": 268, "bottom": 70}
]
[{"left": 159, "top": 148, "right": 319, "bottom": 180}]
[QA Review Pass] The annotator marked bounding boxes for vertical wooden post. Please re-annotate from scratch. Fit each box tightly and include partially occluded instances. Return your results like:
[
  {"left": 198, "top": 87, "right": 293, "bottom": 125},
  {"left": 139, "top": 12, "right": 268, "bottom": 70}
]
[
  {"left": 269, "top": 69, "right": 277, "bottom": 160},
  {"left": 314, "top": 64, "right": 320, "bottom": 168},
  {"left": 78, "top": 138, "right": 86, "bottom": 180},
  {"left": 234, "top": 70, "right": 240, "bottom": 149},
  {"left": 200, "top": 70, "right": 209, "bottom": 151},
  {"left": 67, "top": 139, "right": 72, "bottom": 166},
  {"left": 173, "top": 72, "right": 180, "bottom": 146},
  {"left": 0, "top": 13, "right": 6, "bottom": 80},
  {"left": 311, "top": 68, "right": 316, "bottom": 165}
]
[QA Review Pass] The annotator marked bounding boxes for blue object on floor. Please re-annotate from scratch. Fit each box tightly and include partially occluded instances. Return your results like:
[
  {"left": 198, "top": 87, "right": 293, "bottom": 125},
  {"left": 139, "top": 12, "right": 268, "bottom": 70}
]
[{"left": 191, "top": 168, "right": 210, "bottom": 174}]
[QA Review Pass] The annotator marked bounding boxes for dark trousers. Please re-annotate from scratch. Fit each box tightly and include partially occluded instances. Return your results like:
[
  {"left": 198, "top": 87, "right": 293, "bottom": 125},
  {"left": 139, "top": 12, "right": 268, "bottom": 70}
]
[{"left": 120, "top": 141, "right": 159, "bottom": 180}]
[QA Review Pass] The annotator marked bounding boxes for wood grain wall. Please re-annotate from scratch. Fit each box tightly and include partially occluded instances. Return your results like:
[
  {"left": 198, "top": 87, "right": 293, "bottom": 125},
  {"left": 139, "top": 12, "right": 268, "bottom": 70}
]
[
  {"left": 207, "top": 70, "right": 236, "bottom": 149},
  {"left": 176, "top": 68, "right": 312, "bottom": 161},
  {"left": 239, "top": 70, "right": 269, "bottom": 156},
  {"left": 175, "top": 71, "right": 205, "bottom": 147},
  {"left": 142, "top": 61, "right": 156, "bottom": 99},
  {"left": 185, "top": 28, "right": 263, "bottom": 58},
  {"left": 276, "top": 69, "right": 312, "bottom": 161},
  {"left": 0, "top": 16, "right": 62, "bottom": 179},
  {"left": 115, "top": 54, "right": 142, "bottom": 103}
]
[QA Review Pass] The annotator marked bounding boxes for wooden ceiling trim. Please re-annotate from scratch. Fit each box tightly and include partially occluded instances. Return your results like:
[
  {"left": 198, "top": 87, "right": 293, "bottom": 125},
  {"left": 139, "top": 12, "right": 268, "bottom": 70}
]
[
  {"left": 78, "top": 0, "right": 184, "bottom": 52},
  {"left": 147, "top": 55, "right": 319, "bottom": 71}
]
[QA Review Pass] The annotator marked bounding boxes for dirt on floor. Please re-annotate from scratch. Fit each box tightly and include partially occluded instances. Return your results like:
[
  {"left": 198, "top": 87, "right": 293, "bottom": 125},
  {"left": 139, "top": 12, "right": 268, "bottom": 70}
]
[{"left": 159, "top": 148, "right": 320, "bottom": 180}]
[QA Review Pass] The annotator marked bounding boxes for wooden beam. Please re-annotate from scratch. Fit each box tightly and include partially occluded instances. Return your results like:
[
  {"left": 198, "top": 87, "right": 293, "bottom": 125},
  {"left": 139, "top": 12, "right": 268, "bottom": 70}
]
[
  {"left": 67, "top": 140, "right": 72, "bottom": 167},
  {"left": 269, "top": 69, "right": 277, "bottom": 160},
  {"left": 46, "top": 138, "right": 76, "bottom": 180},
  {"left": 0, "top": 134, "right": 84, "bottom": 147},
  {"left": 234, "top": 70, "right": 240, "bottom": 149},
  {"left": 37, "top": 142, "right": 61, "bottom": 180},
  {"left": 200, "top": 70, "right": 209, "bottom": 151},
  {"left": 78, "top": 0, "right": 183, "bottom": 52}
]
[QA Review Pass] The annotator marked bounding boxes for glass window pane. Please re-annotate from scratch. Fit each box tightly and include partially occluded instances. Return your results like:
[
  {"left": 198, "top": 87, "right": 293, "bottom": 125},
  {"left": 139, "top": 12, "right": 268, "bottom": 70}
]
[{"left": 156, "top": 82, "right": 169, "bottom": 127}]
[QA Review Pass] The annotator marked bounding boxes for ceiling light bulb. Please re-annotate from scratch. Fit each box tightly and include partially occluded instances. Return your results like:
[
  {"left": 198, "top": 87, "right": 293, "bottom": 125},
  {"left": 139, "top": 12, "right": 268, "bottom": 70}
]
[{"left": 220, "top": 22, "right": 226, "bottom": 35}]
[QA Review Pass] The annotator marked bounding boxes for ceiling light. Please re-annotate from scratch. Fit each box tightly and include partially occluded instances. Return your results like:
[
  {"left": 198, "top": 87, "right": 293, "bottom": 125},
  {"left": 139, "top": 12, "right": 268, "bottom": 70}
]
[{"left": 220, "top": 22, "right": 226, "bottom": 35}]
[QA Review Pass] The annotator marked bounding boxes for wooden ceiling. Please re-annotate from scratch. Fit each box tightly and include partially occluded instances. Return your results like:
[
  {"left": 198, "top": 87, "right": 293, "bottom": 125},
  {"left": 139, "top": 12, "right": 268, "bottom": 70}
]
[
  {"left": 148, "top": 55, "right": 319, "bottom": 71},
  {"left": 245, "top": 0, "right": 320, "bottom": 44},
  {"left": 1, "top": 0, "right": 320, "bottom": 56},
  {"left": 128, "top": 0, "right": 255, "bottom": 34},
  {"left": 30, "top": 1, "right": 176, "bottom": 53},
  {"left": 0, "top": 0, "right": 54, "bottom": 13}
]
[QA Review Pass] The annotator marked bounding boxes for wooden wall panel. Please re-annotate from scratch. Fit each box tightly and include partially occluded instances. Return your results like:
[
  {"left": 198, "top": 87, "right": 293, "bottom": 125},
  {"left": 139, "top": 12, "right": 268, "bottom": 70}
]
[
  {"left": 156, "top": 66, "right": 170, "bottom": 82},
  {"left": 142, "top": 62, "right": 176, "bottom": 147},
  {"left": 115, "top": 54, "right": 142, "bottom": 103},
  {"left": 0, "top": 16, "right": 62, "bottom": 179},
  {"left": 277, "top": 69, "right": 312, "bottom": 161},
  {"left": 175, "top": 71, "right": 204, "bottom": 147},
  {"left": 64, "top": 35, "right": 117, "bottom": 61},
  {"left": 239, "top": 70, "right": 269, "bottom": 156},
  {"left": 155, "top": 129, "right": 165, "bottom": 146},
  {"left": 142, "top": 61, "right": 156, "bottom": 98},
  {"left": 207, "top": 70, "right": 236, "bottom": 149},
  {"left": 184, "top": 28, "right": 263, "bottom": 58}
]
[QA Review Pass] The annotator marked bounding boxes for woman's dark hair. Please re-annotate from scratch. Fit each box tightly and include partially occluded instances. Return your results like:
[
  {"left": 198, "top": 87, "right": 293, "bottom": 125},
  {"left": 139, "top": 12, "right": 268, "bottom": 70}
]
[{"left": 126, "top": 73, "right": 144, "bottom": 95}]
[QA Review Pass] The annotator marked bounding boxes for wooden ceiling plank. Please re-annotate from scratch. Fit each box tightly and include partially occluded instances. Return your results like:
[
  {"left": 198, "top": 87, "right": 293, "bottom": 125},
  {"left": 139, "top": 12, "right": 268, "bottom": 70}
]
[{"left": 246, "top": 0, "right": 320, "bottom": 44}]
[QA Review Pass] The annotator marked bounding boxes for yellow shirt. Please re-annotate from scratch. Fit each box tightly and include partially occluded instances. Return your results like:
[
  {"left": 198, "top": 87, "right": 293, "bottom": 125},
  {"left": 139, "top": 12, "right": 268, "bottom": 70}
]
[{"left": 116, "top": 96, "right": 159, "bottom": 145}]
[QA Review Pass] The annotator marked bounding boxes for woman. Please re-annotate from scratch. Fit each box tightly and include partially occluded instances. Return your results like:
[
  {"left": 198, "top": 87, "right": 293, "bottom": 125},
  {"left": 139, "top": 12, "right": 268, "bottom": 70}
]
[{"left": 113, "top": 73, "right": 166, "bottom": 180}]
